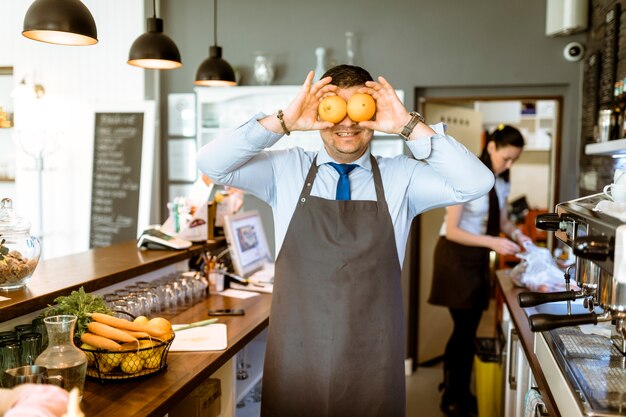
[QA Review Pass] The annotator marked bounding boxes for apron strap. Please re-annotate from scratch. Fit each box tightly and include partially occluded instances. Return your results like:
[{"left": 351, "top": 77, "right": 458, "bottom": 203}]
[
  {"left": 298, "top": 156, "right": 319, "bottom": 206},
  {"left": 369, "top": 154, "right": 387, "bottom": 206}
]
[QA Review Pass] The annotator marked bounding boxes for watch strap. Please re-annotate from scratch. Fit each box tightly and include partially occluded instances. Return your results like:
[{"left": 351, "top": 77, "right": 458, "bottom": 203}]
[{"left": 399, "top": 111, "right": 425, "bottom": 140}]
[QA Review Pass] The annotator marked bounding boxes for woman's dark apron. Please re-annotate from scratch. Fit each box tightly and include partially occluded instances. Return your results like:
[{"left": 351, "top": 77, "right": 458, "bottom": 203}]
[
  {"left": 428, "top": 237, "right": 491, "bottom": 310},
  {"left": 261, "top": 155, "right": 405, "bottom": 417}
]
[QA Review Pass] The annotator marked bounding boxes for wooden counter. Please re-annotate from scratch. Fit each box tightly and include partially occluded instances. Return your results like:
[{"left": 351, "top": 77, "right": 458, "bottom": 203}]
[
  {"left": 495, "top": 269, "right": 560, "bottom": 417},
  {"left": 0, "top": 239, "right": 226, "bottom": 321},
  {"left": 82, "top": 292, "right": 271, "bottom": 417},
  {"left": 0, "top": 238, "right": 273, "bottom": 417}
]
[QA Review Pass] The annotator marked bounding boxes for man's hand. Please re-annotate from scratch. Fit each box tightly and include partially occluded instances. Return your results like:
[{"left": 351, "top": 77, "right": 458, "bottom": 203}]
[
  {"left": 357, "top": 76, "right": 410, "bottom": 135},
  {"left": 261, "top": 71, "right": 336, "bottom": 134}
]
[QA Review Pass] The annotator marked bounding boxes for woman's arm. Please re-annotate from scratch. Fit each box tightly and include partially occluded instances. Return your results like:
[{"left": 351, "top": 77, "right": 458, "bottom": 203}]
[{"left": 445, "top": 204, "right": 522, "bottom": 255}]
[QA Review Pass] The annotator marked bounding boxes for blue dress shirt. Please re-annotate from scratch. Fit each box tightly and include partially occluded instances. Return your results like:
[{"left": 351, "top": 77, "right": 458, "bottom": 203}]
[{"left": 197, "top": 115, "right": 494, "bottom": 264}]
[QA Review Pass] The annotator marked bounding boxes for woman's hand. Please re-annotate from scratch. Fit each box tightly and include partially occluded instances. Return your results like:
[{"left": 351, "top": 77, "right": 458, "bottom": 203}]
[
  {"left": 515, "top": 232, "right": 532, "bottom": 246},
  {"left": 280, "top": 71, "right": 337, "bottom": 132},
  {"left": 490, "top": 236, "right": 522, "bottom": 255},
  {"left": 357, "top": 76, "right": 410, "bottom": 134}
]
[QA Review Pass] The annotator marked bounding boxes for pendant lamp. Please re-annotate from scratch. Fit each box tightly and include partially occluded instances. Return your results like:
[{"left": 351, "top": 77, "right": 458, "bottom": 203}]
[
  {"left": 22, "top": 0, "right": 98, "bottom": 46},
  {"left": 128, "top": 0, "right": 182, "bottom": 70},
  {"left": 194, "top": 0, "right": 236, "bottom": 86}
]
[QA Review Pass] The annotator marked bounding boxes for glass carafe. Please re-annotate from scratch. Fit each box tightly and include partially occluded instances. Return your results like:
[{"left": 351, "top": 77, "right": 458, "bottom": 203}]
[{"left": 35, "top": 315, "right": 87, "bottom": 395}]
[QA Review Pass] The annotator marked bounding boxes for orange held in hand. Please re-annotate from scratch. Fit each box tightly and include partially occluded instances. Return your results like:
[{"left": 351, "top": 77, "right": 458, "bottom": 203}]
[
  {"left": 347, "top": 93, "right": 376, "bottom": 122},
  {"left": 318, "top": 96, "right": 347, "bottom": 123}
]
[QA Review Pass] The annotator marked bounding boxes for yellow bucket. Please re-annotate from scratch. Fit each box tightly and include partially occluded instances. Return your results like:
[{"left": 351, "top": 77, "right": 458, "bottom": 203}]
[{"left": 474, "top": 355, "right": 502, "bottom": 417}]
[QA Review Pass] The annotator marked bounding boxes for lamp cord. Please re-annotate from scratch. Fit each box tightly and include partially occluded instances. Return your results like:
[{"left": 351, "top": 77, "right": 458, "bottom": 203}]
[{"left": 213, "top": 0, "right": 218, "bottom": 47}]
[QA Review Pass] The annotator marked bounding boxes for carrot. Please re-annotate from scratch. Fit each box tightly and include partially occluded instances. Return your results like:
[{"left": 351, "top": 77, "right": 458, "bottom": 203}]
[
  {"left": 119, "top": 329, "right": 151, "bottom": 339},
  {"left": 87, "top": 322, "right": 138, "bottom": 343},
  {"left": 89, "top": 313, "right": 165, "bottom": 337},
  {"left": 119, "top": 341, "right": 141, "bottom": 352},
  {"left": 81, "top": 333, "right": 122, "bottom": 351}
]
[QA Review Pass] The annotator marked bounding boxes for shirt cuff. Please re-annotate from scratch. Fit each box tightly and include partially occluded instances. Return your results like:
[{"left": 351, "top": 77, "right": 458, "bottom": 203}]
[
  {"left": 245, "top": 113, "right": 283, "bottom": 149},
  {"left": 404, "top": 122, "right": 447, "bottom": 160}
]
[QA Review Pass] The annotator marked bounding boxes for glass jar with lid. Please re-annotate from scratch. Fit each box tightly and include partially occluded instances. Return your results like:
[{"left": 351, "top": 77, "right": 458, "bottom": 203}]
[{"left": 0, "top": 198, "right": 41, "bottom": 290}]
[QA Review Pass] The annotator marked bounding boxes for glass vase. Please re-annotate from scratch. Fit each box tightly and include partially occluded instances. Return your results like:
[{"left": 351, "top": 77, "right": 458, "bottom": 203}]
[
  {"left": 35, "top": 315, "right": 87, "bottom": 396},
  {"left": 253, "top": 52, "right": 275, "bottom": 86}
]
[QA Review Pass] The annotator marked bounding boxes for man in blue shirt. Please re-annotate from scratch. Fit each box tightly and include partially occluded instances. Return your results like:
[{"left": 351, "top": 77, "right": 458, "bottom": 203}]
[{"left": 198, "top": 65, "right": 493, "bottom": 417}]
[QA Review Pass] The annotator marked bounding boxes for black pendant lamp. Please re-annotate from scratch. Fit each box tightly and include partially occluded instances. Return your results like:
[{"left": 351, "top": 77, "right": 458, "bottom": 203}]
[
  {"left": 128, "top": 0, "right": 182, "bottom": 70},
  {"left": 22, "top": 0, "right": 98, "bottom": 46},
  {"left": 194, "top": 0, "right": 236, "bottom": 86}
]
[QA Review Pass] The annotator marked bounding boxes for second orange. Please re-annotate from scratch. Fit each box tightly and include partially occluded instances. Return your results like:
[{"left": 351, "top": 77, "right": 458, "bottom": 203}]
[{"left": 347, "top": 93, "right": 376, "bottom": 122}]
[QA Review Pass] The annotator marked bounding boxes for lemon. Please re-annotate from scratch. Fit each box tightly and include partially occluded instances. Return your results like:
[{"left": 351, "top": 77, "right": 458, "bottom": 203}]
[{"left": 120, "top": 353, "right": 144, "bottom": 374}]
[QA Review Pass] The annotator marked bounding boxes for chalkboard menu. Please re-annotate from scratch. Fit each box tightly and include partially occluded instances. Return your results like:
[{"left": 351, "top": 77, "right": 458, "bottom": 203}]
[{"left": 89, "top": 113, "right": 144, "bottom": 248}]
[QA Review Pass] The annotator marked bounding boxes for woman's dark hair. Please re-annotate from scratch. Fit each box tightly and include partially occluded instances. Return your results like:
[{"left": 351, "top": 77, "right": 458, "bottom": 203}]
[
  {"left": 321, "top": 64, "right": 373, "bottom": 87},
  {"left": 479, "top": 125, "right": 525, "bottom": 182}
]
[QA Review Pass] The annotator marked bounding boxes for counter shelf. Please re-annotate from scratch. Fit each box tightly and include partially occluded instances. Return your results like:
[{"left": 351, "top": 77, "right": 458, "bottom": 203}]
[
  {"left": 81, "top": 292, "right": 271, "bottom": 417},
  {"left": 0, "top": 237, "right": 271, "bottom": 417},
  {"left": 0, "top": 239, "right": 226, "bottom": 322}
]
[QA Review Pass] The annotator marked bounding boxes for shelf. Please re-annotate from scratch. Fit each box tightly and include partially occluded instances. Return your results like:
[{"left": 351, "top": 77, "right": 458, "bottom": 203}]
[
  {"left": 235, "top": 328, "right": 267, "bottom": 404},
  {"left": 585, "top": 138, "right": 626, "bottom": 155}
]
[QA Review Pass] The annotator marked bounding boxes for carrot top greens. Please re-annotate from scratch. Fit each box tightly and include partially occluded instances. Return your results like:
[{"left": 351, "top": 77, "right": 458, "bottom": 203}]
[{"left": 44, "top": 286, "right": 113, "bottom": 342}]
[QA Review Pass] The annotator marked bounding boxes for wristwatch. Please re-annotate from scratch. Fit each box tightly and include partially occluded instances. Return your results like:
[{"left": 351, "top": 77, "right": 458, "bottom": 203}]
[{"left": 399, "top": 111, "right": 425, "bottom": 140}]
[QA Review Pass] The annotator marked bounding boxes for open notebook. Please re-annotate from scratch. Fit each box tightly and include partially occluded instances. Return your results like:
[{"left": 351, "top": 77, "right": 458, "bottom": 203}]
[{"left": 223, "top": 210, "right": 274, "bottom": 293}]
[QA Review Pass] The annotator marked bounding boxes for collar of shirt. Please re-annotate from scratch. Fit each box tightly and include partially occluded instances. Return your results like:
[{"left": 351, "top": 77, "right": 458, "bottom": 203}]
[{"left": 314, "top": 146, "right": 373, "bottom": 172}]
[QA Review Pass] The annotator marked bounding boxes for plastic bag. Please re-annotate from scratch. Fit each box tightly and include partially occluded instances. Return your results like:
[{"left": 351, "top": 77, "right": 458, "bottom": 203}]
[{"left": 509, "top": 242, "right": 568, "bottom": 292}]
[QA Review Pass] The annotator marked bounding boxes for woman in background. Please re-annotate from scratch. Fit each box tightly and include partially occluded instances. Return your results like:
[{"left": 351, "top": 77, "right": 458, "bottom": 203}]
[{"left": 429, "top": 125, "right": 531, "bottom": 417}]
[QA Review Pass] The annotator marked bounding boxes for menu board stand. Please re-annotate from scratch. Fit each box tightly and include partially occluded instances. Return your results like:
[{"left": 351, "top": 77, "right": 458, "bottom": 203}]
[{"left": 89, "top": 102, "right": 155, "bottom": 248}]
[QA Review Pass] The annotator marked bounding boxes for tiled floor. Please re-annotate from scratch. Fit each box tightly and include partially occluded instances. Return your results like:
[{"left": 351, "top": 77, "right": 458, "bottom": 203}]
[{"left": 406, "top": 365, "right": 447, "bottom": 417}]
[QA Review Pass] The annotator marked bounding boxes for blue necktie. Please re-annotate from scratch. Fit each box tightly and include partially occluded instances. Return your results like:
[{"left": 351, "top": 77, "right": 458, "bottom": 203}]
[{"left": 328, "top": 162, "right": 358, "bottom": 200}]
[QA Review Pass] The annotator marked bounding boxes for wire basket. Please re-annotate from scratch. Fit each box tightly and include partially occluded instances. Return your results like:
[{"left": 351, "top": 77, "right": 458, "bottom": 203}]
[{"left": 81, "top": 335, "right": 174, "bottom": 383}]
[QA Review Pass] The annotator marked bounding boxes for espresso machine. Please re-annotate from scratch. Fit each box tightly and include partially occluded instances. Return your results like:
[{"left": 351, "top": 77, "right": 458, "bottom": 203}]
[
  {"left": 518, "top": 193, "right": 626, "bottom": 416},
  {"left": 519, "top": 193, "right": 626, "bottom": 351}
]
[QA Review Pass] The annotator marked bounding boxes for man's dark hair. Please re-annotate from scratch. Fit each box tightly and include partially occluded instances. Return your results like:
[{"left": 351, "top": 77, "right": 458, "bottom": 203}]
[{"left": 321, "top": 64, "right": 373, "bottom": 88}]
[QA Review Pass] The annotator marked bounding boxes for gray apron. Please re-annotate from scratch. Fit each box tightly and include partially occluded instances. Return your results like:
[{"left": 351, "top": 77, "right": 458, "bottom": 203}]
[{"left": 261, "top": 155, "right": 405, "bottom": 417}]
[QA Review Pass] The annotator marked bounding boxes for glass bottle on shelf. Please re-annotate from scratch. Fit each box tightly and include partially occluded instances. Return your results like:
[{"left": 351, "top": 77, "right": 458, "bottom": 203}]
[
  {"left": 346, "top": 32, "right": 355, "bottom": 65},
  {"left": 314, "top": 47, "right": 326, "bottom": 81},
  {"left": 35, "top": 315, "right": 87, "bottom": 396},
  {"left": 253, "top": 52, "right": 275, "bottom": 86}
]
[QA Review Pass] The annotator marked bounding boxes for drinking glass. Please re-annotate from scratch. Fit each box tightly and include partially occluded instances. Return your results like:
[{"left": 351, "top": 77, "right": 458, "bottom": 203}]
[
  {"left": 0, "top": 331, "right": 17, "bottom": 342},
  {"left": 103, "top": 293, "right": 121, "bottom": 309},
  {"left": 175, "top": 274, "right": 194, "bottom": 306},
  {"left": 237, "top": 347, "right": 249, "bottom": 380},
  {"left": 0, "top": 339, "right": 22, "bottom": 387},
  {"left": 19, "top": 332, "right": 42, "bottom": 366},
  {"left": 112, "top": 300, "right": 132, "bottom": 318},
  {"left": 14, "top": 324, "right": 33, "bottom": 340},
  {"left": 128, "top": 291, "right": 150, "bottom": 316},
  {"left": 31, "top": 317, "right": 48, "bottom": 349},
  {"left": 159, "top": 283, "right": 177, "bottom": 312},
  {"left": 137, "top": 281, "right": 160, "bottom": 313}
]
